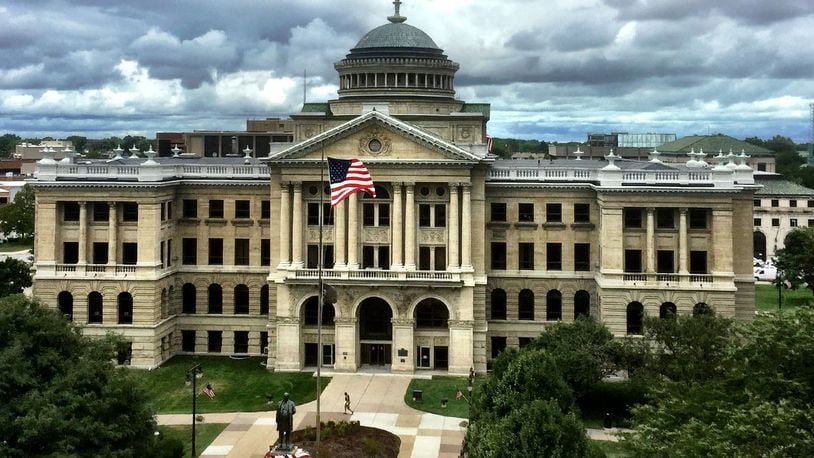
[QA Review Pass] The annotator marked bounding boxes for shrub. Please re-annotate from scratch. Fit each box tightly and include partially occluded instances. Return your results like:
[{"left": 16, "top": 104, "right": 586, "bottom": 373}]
[{"left": 362, "top": 438, "right": 383, "bottom": 457}]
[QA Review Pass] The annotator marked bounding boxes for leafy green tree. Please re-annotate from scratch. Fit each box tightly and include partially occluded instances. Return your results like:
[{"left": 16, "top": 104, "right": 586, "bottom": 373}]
[
  {"left": 0, "top": 184, "right": 35, "bottom": 241},
  {"left": 66, "top": 135, "right": 88, "bottom": 154},
  {"left": 775, "top": 227, "right": 814, "bottom": 294},
  {"left": 0, "top": 133, "right": 21, "bottom": 158},
  {"left": 0, "top": 258, "right": 32, "bottom": 297},
  {"left": 0, "top": 295, "right": 159, "bottom": 457}
]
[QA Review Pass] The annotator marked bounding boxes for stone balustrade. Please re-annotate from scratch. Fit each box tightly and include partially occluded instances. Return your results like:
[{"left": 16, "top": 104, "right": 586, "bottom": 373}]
[
  {"left": 289, "top": 267, "right": 459, "bottom": 283},
  {"left": 35, "top": 160, "right": 269, "bottom": 182}
]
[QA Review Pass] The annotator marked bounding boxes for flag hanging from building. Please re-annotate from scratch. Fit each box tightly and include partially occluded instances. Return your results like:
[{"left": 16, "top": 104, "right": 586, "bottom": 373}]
[{"left": 328, "top": 157, "right": 375, "bottom": 207}]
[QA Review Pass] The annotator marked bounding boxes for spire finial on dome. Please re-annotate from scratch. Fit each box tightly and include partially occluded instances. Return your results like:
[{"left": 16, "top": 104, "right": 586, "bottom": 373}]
[{"left": 388, "top": 0, "right": 407, "bottom": 23}]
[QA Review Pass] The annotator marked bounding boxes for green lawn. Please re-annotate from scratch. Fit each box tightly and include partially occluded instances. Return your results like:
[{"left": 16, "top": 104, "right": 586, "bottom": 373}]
[
  {"left": 157, "top": 423, "right": 228, "bottom": 457},
  {"left": 591, "top": 439, "right": 631, "bottom": 458},
  {"left": 0, "top": 240, "right": 33, "bottom": 253},
  {"left": 404, "top": 376, "right": 484, "bottom": 418},
  {"left": 131, "top": 356, "right": 325, "bottom": 414},
  {"left": 755, "top": 284, "right": 812, "bottom": 314}
]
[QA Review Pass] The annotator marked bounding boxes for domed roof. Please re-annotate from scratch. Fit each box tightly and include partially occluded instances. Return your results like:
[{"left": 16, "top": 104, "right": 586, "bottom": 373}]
[{"left": 354, "top": 22, "right": 439, "bottom": 50}]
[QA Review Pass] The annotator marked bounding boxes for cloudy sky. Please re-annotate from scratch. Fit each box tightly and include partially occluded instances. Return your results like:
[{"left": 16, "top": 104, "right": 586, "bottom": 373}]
[{"left": 1, "top": 0, "right": 813, "bottom": 142}]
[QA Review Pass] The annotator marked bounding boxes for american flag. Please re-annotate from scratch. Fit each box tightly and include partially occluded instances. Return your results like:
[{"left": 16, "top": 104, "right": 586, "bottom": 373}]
[
  {"left": 202, "top": 384, "right": 215, "bottom": 399},
  {"left": 328, "top": 157, "right": 375, "bottom": 207},
  {"left": 486, "top": 135, "right": 493, "bottom": 153}
]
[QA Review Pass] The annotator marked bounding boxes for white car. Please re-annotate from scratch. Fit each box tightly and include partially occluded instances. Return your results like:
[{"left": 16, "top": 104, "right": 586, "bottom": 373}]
[{"left": 754, "top": 266, "right": 777, "bottom": 281}]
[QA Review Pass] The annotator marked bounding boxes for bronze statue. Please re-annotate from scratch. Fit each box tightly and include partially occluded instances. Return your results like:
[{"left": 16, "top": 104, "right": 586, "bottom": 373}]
[{"left": 276, "top": 392, "right": 296, "bottom": 450}]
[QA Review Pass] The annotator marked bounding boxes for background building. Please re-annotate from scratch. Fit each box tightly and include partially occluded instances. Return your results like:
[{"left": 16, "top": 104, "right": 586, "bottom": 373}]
[{"left": 752, "top": 174, "right": 814, "bottom": 260}]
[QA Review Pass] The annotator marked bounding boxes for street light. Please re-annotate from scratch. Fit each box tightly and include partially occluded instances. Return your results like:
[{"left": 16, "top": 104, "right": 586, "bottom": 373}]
[{"left": 185, "top": 364, "right": 203, "bottom": 458}]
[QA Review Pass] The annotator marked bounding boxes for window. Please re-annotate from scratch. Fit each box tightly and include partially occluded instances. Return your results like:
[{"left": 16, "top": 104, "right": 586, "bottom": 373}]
[
  {"left": 624, "top": 208, "right": 642, "bottom": 228},
  {"left": 809, "top": 200, "right": 814, "bottom": 208},
  {"left": 546, "top": 290, "right": 562, "bottom": 321},
  {"left": 753, "top": 199, "right": 761, "bottom": 207},
  {"left": 574, "top": 290, "right": 590, "bottom": 318},
  {"left": 491, "top": 242, "right": 506, "bottom": 270},
  {"left": 434, "top": 204, "right": 446, "bottom": 227},
  {"left": 160, "top": 241, "right": 165, "bottom": 267},
  {"left": 183, "top": 199, "right": 197, "bottom": 218},
  {"left": 260, "top": 331, "right": 269, "bottom": 353},
  {"left": 303, "top": 297, "right": 335, "bottom": 326},
  {"left": 519, "top": 337, "right": 533, "bottom": 348},
  {"left": 490, "top": 203, "right": 506, "bottom": 222},
  {"left": 518, "top": 289, "right": 534, "bottom": 320},
  {"left": 207, "top": 331, "right": 222, "bottom": 353},
  {"left": 57, "top": 291, "right": 73, "bottom": 321},
  {"left": 88, "top": 292, "right": 103, "bottom": 324},
  {"left": 771, "top": 199, "right": 779, "bottom": 208},
  {"left": 362, "top": 246, "right": 389, "bottom": 269},
  {"left": 772, "top": 218, "right": 780, "bottom": 227},
  {"left": 574, "top": 243, "right": 590, "bottom": 271},
  {"left": 261, "top": 200, "right": 271, "bottom": 219},
  {"left": 754, "top": 218, "right": 761, "bottom": 226},
  {"left": 166, "top": 240, "right": 172, "bottom": 267},
  {"left": 182, "top": 283, "right": 196, "bottom": 314},
  {"left": 418, "top": 246, "right": 446, "bottom": 271},
  {"left": 117, "top": 292, "right": 133, "bottom": 324},
  {"left": 809, "top": 219, "right": 814, "bottom": 227},
  {"left": 757, "top": 163, "right": 767, "bottom": 172},
  {"left": 490, "top": 289, "right": 507, "bottom": 320},
  {"left": 419, "top": 204, "right": 445, "bottom": 227},
  {"left": 261, "top": 239, "right": 270, "bottom": 266},
  {"left": 92, "top": 242, "right": 108, "bottom": 265},
  {"left": 790, "top": 199, "right": 797, "bottom": 208},
  {"left": 307, "top": 244, "right": 335, "bottom": 269},
  {"left": 63, "top": 242, "right": 79, "bottom": 264},
  {"left": 260, "top": 285, "right": 269, "bottom": 315},
  {"left": 122, "top": 203, "right": 138, "bottom": 222},
  {"left": 791, "top": 219, "right": 799, "bottom": 227},
  {"left": 518, "top": 203, "right": 534, "bottom": 222},
  {"left": 181, "top": 330, "right": 196, "bottom": 352},
  {"left": 92, "top": 203, "right": 109, "bottom": 222},
  {"left": 234, "top": 239, "right": 250, "bottom": 265},
  {"left": 234, "top": 285, "right": 249, "bottom": 314},
  {"left": 660, "top": 302, "right": 677, "bottom": 319},
  {"left": 689, "top": 209, "right": 707, "bottom": 229},
  {"left": 235, "top": 200, "right": 250, "bottom": 219},
  {"left": 234, "top": 331, "right": 249, "bottom": 354},
  {"left": 419, "top": 205, "right": 431, "bottom": 227},
  {"left": 546, "top": 203, "right": 562, "bottom": 223},
  {"left": 208, "top": 284, "right": 223, "bottom": 314},
  {"left": 122, "top": 243, "right": 138, "bottom": 265},
  {"left": 209, "top": 200, "right": 224, "bottom": 218},
  {"left": 361, "top": 187, "right": 390, "bottom": 226},
  {"left": 182, "top": 238, "right": 197, "bottom": 265},
  {"left": 656, "top": 208, "right": 674, "bottom": 229},
  {"left": 574, "top": 204, "right": 590, "bottom": 223},
  {"left": 415, "top": 299, "right": 449, "bottom": 328},
  {"left": 546, "top": 243, "right": 562, "bottom": 271},
  {"left": 160, "top": 203, "right": 166, "bottom": 221},
  {"left": 63, "top": 202, "right": 80, "bottom": 221},
  {"left": 690, "top": 250, "right": 708, "bottom": 274},
  {"left": 166, "top": 202, "right": 172, "bottom": 220},
  {"left": 208, "top": 238, "right": 223, "bottom": 265},
  {"left": 657, "top": 250, "right": 674, "bottom": 273},
  {"left": 491, "top": 336, "right": 507, "bottom": 359},
  {"left": 519, "top": 243, "right": 534, "bottom": 270},
  {"left": 624, "top": 249, "right": 642, "bottom": 272},
  {"left": 627, "top": 302, "right": 644, "bottom": 335}
]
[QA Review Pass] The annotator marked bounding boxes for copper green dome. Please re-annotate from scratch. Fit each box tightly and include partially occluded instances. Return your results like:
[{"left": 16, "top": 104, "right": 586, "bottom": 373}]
[{"left": 354, "top": 22, "right": 439, "bottom": 50}]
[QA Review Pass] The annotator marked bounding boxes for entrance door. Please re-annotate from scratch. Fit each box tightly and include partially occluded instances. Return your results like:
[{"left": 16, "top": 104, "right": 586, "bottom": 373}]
[
  {"left": 433, "top": 346, "right": 448, "bottom": 370},
  {"left": 304, "top": 343, "right": 318, "bottom": 366},
  {"left": 417, "top": 346, "right": 431, "bottom": 368},
  {"left": 361, "top": 343, "right": 392, "bottom": 365}
]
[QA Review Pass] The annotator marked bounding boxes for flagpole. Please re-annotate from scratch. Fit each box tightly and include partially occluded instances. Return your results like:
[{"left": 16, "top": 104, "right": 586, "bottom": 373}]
[{"left": 316, "top": 150, "right": 324, "bottom": 454}]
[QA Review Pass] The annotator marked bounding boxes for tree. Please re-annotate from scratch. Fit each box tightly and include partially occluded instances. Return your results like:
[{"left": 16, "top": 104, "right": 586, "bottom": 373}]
[
  {"left": 775, "top": 227, "right": 814, "bottom": 294},
  {"left": 0, "top": 133, "right": 21, "bottom": 158},
  {"left": 0, "top": 258, "right": 32, "bottom": 297},
  {"left": 0, "top": 184, "right": 35, "bottom": 240},
  {"left": 0, "top": 295, "right": 159, "bottom": 456},
  {"left": 66, "top": 135, "right": 88, "bottom": 154}
]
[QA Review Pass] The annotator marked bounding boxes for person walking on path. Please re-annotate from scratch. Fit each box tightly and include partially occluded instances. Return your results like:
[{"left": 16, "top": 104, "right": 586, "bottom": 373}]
[{"left": 344, "top": 392, "right": 354, "bottom": 415}]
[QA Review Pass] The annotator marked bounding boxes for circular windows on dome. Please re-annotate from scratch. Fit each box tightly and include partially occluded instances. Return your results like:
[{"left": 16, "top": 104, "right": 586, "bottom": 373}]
[
  {"left": 435, "top": 187, "right": 446, "bottom": 197},
  {"left": 420, "top": 187, "right": 430, "bottom": 196},
  {"left": 309, "top": 185, "right": 319, "bottom": 196},
  {"left": 368, "top": 139, "right": 382, "bottom": 153}
]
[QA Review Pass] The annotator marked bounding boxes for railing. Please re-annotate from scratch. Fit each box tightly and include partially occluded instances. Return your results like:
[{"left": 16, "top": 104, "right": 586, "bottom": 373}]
[
  {"left": 618, "top": 272, "right": 717, "bottom": 284},
  {"left": 37, "top": 162, "right": 269, "bottom": 181},
  {"left": 47, "top": 264, "right": 141, "bottom": 276},
  {"left": 288, "top": 268, "right": 459, "bottom": 283},
  {"left": 487, "top": 166, "right": 728, "bottom": 187}
]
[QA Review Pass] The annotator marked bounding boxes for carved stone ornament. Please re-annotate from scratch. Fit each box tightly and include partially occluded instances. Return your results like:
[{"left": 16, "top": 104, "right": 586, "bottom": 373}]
[
  {"left": 419, "top": 228, "right": 446, "bottom": 244},
  {"left": 359, "top": 129, "right": 392, "bottom": 156},
  {"left": 448, "top": 319, "right": 475, "bottom": 328},
  {"left": 307, "top": 227, "right": 334, "bottom": 243},
  {"left": 458, "top": 126, "right": 472, "bottom": 140},
  {"left": 363, "top": 227, "right": 390, "bottom": 243},
  {"left": 391, "top": 318, "right": 416, "bottom": 327}
]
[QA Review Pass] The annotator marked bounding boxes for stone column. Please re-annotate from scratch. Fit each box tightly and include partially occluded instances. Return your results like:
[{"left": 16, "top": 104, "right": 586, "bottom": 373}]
[
  {"left": 278, "top": 182, "right": 291, "bottom": 267},
  {"left": 599, "top": 206, "right": 624, "bottom": 272},
  {"left": 347, "top": 193, "right": 359, "bottom": 268},
  {"left": 78, "top": 202, "right": 88, "bottom": 265},
  {"left": 391, "top": 318, "right": 415, "bottom": 373},
  {"left": 391, "top": 183, "right": 403, "bottom": 269},
  {"left": 334, "top": 201, "right": 346, "bottom": 268},
  {"left": 646, "top": 207, "right": 655, "bottom": 273},
  {"left": 108, "top": 203, "right": 118, "bottom": 265},
  {"left": 448, "top": 183, "right": 460, "bottom": 270},
  {"left": 679, "top": 208, "right": 688, "bottom": 275},
  {"left": 448, "top": 320, "right": 474, "bottom": 376},
  {"left": 712, "top": 208, "right": 733, "bottom": 275},
  {"left": 334, "top": 317, "right": 358, "bottom": 371},
  {"left": 404, "top": 183, "right": 416, "bottom": 270},
  {"left": 461, "top": 184, "right": 472, "bottom": 268},
  {"left": 291, "top": 183, "right": 303, "bottom": 268},
  {"left": 275, "top": 318, "right": 302, "bottom": 371}
]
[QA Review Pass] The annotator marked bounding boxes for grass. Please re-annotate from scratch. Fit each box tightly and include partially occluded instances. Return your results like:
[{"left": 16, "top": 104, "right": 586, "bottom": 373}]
[
  {"left": 591, "top": 439, "right": 631, "bottom": 458},
  {"left": 157, "top": 423, "right": 228, "bottom": 457},
  {"left": 404, "top": 376, "right": 484, "bottom": 418},
  {"left": 0, "top": 240, "right": 33, "bottom": 253},
  {"left": 131, "top": 355, "right": 325, "bottom": 414},
  {"left": 755, "top": 284, "right": 812, "bottom": 314}
]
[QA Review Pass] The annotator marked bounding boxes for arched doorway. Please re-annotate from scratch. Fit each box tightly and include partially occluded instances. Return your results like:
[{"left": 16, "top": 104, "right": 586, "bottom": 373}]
[
  {"left": 414, "top": 298, "right": 450, "bottom": 370},
  {"left": 58, "top": 291, "right": 73, "bottom": 321},
  {"left": 753, "top": 232, "right": 766, "bottom": 261},
  {"left": 358, "top": 297, "right": 392, "bottom": 366}
]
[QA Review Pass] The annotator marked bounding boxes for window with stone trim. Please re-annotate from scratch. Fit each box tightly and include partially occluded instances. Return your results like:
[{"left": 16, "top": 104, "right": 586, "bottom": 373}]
[
  {"left": 122, "top": 203, "right": 138, "bottom": 222},
  {"left": 209, "top": 199, "right": 224, "bottom": 218},
  {"left": 182, "top": 238, "right": 197, "bottom": 265},
  {"left": 208, "top": 238, "right": 223, "bottom": 265},
  {"left": 518, "top": 203, "right": 534, "bottom": 222},
  {"left": 574, "top": 203, "right": 590, "bottom": 223},
  {"left": 490, "top": 203, "right": 506, "bottom": 222},
  {"left": 183, "top": 199, "right": 197, "bottom": 218},
  {"left": 63, "top": 202, "right": 80, "bottom": 221},
  {"left": 518, "top": 289, "right": 534, "bottom": 320},
  {"left": 546, "top": 243, "right": 562, "bottom": 271},
  {"left": 235, "top": 200, "right": 251, "bottom": 219},
  {"left": 234, "top": 331, "right": 249, "bottom": 354},
  {"left": 181, "top": 330, "right": 195, "bottom": 352},
  {"left": 546, "top": 203, "right": 562, "bottom": 223},
  {"left": 624, "top": 208, "right": 642, "bottom": 228},
  {"left": 208, "top": 331, "right": 222, "bottom": 353},
  {"left": 234, "top": 284, "right": 249, "bottom": 314},
  {"left": 491, "top": 242, "right": 507, "bottom": 270},
  {"left": 234, "top": 239, "right": 250, "bottom": 265},
  {"left": 519, "top": 243, "right": 534, "bottom": 270},
  {"left": 574, "top": 243, "right": 590, "bottom": 271},
  {"left": 490, "top": 289, "right": 507, "bottom": 320}
]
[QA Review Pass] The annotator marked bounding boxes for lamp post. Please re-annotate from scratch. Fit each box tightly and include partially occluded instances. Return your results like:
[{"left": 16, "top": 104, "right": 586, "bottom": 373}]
[{"left": 185, "top": 364, "right": 203, "bottom": 457}]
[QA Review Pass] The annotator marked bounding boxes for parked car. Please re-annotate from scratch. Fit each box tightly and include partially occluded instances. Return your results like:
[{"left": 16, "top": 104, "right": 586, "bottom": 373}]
[{"left": 754, "top": 265, "right": 777, "bottom": 281}]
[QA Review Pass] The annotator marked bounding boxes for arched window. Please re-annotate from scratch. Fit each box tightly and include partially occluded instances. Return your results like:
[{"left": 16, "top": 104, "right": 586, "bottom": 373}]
[
  {"left": 88, "top": 292, "right": 103, "bottom": 324},
  {"left": 208, "top": 284, "right": 223, "bottom": 314},
  {"left": 753, "top": 231, "right": 767, "bottom": 261},
  {"left": 117, "top": 292, "right": 133, "bottom": 324},
  {"left": 490, "top": 289, "right": 507, "bottom": 320},
  {"left": 574, "top": 290, "right": 590, "bottom": 319},
  {"left": 660, "top": 302, "right": 677, "bottom": 319},
  {"left": 303, "top": 296, "right": 335, "bottom": 326},
  {"left": 234, "top": 284, "right": 249, "bottom": 314},
  {"left": 518, "top": 289, "right": 534, "bottom": 320},
  {"left": 57, "top": 291, "right": 73, "bottom": 321},
  {"left": 415, "top": 298, "right": 449, "bottom": 328},
  {"left": 627, "top": 302, "right": 644, "bottom": 335},
  {"left": 693, "top": 302, "right": 713, "bottom": 317},
  {"left": 546, "top": 290, "right": 562, "bottom": 321},
  {"left": 182, "top": 283, "right": 196, "bottom": 314},
  {"left": 260, "top": 285, "right": 269, "bottom": 315}
]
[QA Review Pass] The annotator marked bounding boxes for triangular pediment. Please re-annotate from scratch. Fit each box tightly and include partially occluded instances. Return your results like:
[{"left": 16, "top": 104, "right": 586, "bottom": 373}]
[{"left": 266, "top": 111, "right": 485, "bottom": 164}]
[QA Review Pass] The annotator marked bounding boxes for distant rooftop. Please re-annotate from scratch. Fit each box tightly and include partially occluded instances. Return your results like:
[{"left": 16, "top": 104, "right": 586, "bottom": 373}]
[{"left": 658, "top": 135, "right": 772, "bottom": 156}]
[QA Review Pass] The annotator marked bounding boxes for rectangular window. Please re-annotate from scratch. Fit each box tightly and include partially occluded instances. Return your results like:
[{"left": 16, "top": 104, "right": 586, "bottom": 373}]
[
  {"left": 433, "top": 204, "right": 445, "bottom": 227},
  {"left": 378, "top": 204, "right": 390, "bottom": 226},
  {"left": 260, "top": 332, "right": 269, "bottom": 353},
  {"left": 160, "top": 203, "right": 166, "bottom": 221},
  {"left": 235, "top": 200, "right": 251, "bottom": 219},
  {"left": 624, "top": 249, "right": 642, "bottom": 273},
  {"left": 261, "top": 239, "right": 270, "bottom": 266},
  {"left": 519, "top": 337, "right": 533, "bottom": 348},
  {"left": 656, "top": 208, "right": 675, "bottom": 229},
  {"left": 772, "top": 218, "right": 780, "bottom": 227},
  {"left": 122, "top": 243, "right": 138, "bottom": 265},
  {"left": 207, "top": 331, "right": 222, "bottom": 353},
  {"left": 574, "top": 243, "right": 590, "bottom": 271},
  {"left": 167, "top": 201, "right": 172, "bottom": 220},
  {"left": 378, "top": 246, "right": 389, "bottom": 269},
  {"left": 261, "top": 200, "right": 271, "bottom": 219},
  {"left": 546, "top": 203, "right": 562, "bottom": 223},
  {"left": 63, "top": 242, "right": 79, "bottom": 264},
  {"left": 122, "top": 203, "right": 138, "bottom": 222},
  {"left": 758, "top": 163, "right": 767, "bottom": 172},
  {"left": 183, "top": 199, "right": 197, "bottom": 218},
  {"left": 519, "top": 242, "right": 534, "bottom": 270},
  {"left": 518, "top": 203, "right": 534, "bottom": 222},
  {"left": 434, "top": 246, "right": 445, "bottom": 271},
  {"left": 160, "top": 241, "right": 165, "bottom": 267},
  {"left": 419, "top": 246, "right": 431, "bottom": 271},
  {"left": 363, "top": 203, "right": 375, "bottom": 226},
  {"left": 754, "top": 218, "right": 761, "bottom": 226},
  {"left": 491, "top": 336, "right": 507, "bottom": 359},
  {"left": 362, "top": 246, "right": 375, "bottom": 268},
  {"left": 209, "top": 200, "right": 224, "bottom": 218},
  {"left": 809, "top": 219, "right": 814, "bottom": 227},
  {"left": 181, "top": 330, "right": 196, "bottom": 353},
  {"left": 166, "top": 240, "right": 172, "bottom": 267},
  {"left": 657, "top": 250, "right": 675, "bottom": 273},
  {"left": 689, "top": 209, "right": 707, "bottom": 229},
  {"left": 491, "top": 203, "right": 506, "bottom": 222},
  {"left": 63, "top": 202, "right": 80, "bottom": 221},
  {"left": 624, "top": 208, "right": 642, "bottom": 228},
  {"left": 491, "top": 242, "right": 506, "bottom": 270},
  {"left": 234, "top": 239, "right": 250, "bottom": 265},
  {"left": 771, "top": 199, "right": 779, "bottom": 208},
  {"left": 546, "top": 243, "right": 562, "bottom": 270},
  {"left": 307, "top": 203, "right": 319, "bottom": 225},
  {"left": 92, "top": 242, "right": 108, "bottom": 265},
  {"left": 753, "top": 199, "right": 761, "bottom": 207},
  {"left": 208, "top": 238, "right": 223, "bottom": 265},
  {"left": 419, "top": 204, "right": 432, "bottom": 227},
  {"left": 790, "top": 200, "right": 797, "bottom": 208},
  {"left": 809, "top": 200, "right": 814, "bottom": 208},
  {"left": 307, "top": 245, "right": 335, "bottom": 269},
  {"left": 92, "top": 203, "right": 109, "bottom": 222},
  {"left": 182, "top": 238, "right": 197, "bottom": 265},
  {"left": 574, "top": 204, "right": 590, "bottom": 223},
  {"left": 791, "top": 218, "right": 798, "bottom": 227},
  {"left": 234, "top": 331, "right": 249, "bottom": 354},
  {"left": 690, "top": 251, "right": 708, "bottom": 274}
]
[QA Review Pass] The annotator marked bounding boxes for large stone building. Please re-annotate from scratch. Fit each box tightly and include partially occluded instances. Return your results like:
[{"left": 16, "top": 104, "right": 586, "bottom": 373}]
[
  {"left": 31, "top": 6, "right": 757, "bottom": 373},
  {"left": 752, "top": 173, "right": 814, "bottom": 260}
]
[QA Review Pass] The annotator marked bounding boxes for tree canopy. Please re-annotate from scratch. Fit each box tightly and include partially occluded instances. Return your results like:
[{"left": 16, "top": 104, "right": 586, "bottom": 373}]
[
  {"left": 0, "top": 133, "right": 21, "bottom": 158},
  {"left": 0, "top": 258, "right": 32, "bottom": 297},
  {"left": 0, "top": 184, "right": 35, "bottom": 241},
  {"left": 775, "top": 227, "right": 814, "bottom": 294}
]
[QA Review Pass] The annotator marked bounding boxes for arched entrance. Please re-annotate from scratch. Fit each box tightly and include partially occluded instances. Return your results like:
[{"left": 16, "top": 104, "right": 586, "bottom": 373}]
[
  {"left": 358, "top": 297, "right": 393, "bottom": 366},
  {"left": 414, "top": 298, "right": 450, "bottom": 370},
  {"left": 754, "top": 231, "right": 766, "bottom": 261}
]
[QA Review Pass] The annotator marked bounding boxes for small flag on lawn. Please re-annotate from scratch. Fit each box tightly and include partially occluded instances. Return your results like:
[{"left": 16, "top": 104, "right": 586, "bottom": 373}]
[
  {"left": 328, "top": 157, "right": 375, "bottom": 207},
  {"left": 203, "top": 384, "right": 215, "bottom": 399}
]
